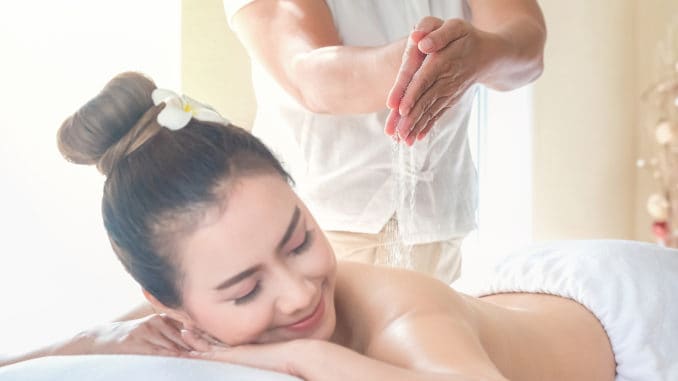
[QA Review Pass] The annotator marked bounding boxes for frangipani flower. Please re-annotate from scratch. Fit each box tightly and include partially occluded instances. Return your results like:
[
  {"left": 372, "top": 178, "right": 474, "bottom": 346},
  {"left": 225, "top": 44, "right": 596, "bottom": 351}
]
[{"left": 152, "top": 88, "right": 229, "bottom": 130}]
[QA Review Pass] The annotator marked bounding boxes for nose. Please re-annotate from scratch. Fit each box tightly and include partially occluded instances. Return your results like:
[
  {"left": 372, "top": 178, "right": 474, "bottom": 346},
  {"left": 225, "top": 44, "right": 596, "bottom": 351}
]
[{"left": 275, "top": 269, "right": 316, "bottom": 317}]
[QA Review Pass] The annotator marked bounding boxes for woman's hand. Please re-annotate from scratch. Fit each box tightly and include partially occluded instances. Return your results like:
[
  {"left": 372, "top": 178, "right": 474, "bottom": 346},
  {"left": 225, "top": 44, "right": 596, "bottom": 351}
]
[
  {"left": 184, "top": 331, "right": 301, "bottom": 377},
  {"left": 386, "top": 17, "right": 486, "bottom": 145},
  {"left": 74, "top": 314, "right": 191, "bottom": 357}
]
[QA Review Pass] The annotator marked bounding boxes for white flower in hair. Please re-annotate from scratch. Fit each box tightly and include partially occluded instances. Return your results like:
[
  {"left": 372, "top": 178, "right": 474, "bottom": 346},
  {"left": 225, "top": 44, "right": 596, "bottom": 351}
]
[{"left": 152, "top": 88, "right": 229, "bottom": 130}]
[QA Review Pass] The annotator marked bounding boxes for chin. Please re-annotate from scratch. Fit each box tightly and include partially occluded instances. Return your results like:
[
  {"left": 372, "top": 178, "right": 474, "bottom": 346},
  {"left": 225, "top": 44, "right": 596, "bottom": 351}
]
[{"left": 312, "top": 314, "right": 336, "bottom": 342}]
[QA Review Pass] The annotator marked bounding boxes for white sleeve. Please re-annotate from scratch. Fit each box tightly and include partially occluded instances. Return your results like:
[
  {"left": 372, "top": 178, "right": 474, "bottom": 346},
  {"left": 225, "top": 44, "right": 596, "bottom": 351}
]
[{"left": 223, "top": 0, "right": 260, "bottom": 27}]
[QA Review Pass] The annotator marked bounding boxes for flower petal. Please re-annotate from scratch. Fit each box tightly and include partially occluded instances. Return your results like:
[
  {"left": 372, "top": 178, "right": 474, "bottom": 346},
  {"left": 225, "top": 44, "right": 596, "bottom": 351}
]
[
  {"left": 152, "top": 88, "right": 181, "bottom": 106},
  {"left": 163, "top": 95, "right": 184, "bottom": 110},
  {"left": 193, "top": 108, "right": 230, "bottom": 125},
  {"left": 182, "top": 95, "right": 214, "bottom": 111},
  {"left": 157, "top": 107, "right": 192, "bottom": 130}
]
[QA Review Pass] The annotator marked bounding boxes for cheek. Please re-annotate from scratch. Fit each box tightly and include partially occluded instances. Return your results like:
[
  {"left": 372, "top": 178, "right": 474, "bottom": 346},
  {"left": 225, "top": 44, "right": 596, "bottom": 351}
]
[
  {"left": 300, "top": 236, "right": 337, "bottom": 284},
  {"left": 317, "top": 234, "right": 337, "bottom": 273},
  {"left": 188, "top": 298, "right": 274, "bottom": 345}
]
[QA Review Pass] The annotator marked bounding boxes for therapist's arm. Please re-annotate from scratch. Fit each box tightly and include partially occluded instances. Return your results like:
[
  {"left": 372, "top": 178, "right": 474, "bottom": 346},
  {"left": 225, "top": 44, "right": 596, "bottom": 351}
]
[
  {"left": 465, "top": 0, "right": 546, "bottom": 91},
  {"left": 230, "top": 0, "right": 406, "bottom": 114}
]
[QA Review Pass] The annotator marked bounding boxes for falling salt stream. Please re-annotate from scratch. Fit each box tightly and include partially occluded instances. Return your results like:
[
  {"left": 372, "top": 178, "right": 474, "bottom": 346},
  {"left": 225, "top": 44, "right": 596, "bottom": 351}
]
[{"left": 383, "top": 137, "right": 416, "bottom": 269}]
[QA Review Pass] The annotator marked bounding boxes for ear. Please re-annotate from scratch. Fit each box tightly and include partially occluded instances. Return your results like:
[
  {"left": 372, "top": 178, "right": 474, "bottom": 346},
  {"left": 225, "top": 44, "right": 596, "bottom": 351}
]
[{"left": 142, "top": 288, "right": 197, "bottom": 330}]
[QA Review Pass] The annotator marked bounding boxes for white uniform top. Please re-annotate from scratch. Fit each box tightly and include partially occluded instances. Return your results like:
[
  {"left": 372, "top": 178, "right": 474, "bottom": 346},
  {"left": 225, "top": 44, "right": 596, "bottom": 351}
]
[{"left": 225, "top": 0, "right": 477, "bottom": 245}]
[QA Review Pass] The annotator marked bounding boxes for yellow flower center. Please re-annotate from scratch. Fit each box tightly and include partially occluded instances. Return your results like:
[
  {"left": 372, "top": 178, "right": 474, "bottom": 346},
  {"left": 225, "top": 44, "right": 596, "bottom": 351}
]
[{"left": 183, "top": 103, "right": 192, "bottom": 113}]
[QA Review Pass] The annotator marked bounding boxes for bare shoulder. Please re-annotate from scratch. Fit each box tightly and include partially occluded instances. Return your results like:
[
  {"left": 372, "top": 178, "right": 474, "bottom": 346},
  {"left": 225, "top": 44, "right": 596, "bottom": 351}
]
[
  {"left": 336, "top": 261, "right": 465, "bottom": 317},
  {"left": 335, "top": 262, "right": 506, "bottom": 379}
]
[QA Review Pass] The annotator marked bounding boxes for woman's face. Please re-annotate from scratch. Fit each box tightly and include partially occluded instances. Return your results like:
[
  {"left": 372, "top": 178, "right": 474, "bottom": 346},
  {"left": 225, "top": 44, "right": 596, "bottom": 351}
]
[{"left": 171, "top": 174, "right": 337, "bottom": 346}]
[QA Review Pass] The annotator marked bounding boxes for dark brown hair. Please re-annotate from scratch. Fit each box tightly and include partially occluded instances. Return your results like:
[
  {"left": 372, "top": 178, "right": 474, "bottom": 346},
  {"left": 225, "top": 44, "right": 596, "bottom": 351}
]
[{"left": 57, "top": 72, "right": 291, "bottom": 307}]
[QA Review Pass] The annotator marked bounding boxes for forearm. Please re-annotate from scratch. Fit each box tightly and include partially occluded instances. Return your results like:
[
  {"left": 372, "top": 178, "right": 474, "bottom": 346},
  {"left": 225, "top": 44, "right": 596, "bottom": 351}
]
[
  {"left": 290, "top": 340, "right": 500, "bottom": 381},
  {"left": 0, "top": 332, "right": 91, "bottom": 368},
  {"left": 291, "top": 39, "right": 406, "bottom": 114},
  {"left": 474, "top": 16, "right": 546, "bottom": 91},
  {"left": 1, "top": 304, "right": 160, "bottom": 368}
]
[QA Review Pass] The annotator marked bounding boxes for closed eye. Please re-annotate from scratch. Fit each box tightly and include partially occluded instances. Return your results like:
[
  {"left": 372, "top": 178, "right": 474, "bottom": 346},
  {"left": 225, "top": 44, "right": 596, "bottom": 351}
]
[
  {"left": 234, "top": 282, "right": 261, "bottom": 305},
  {"left": 292, "top": 230, "right": 314, "bottom": 255}
]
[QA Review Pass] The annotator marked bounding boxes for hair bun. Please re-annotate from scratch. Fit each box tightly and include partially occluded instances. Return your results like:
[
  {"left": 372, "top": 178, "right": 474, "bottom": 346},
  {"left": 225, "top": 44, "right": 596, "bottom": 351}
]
[{"left": 57, "top": 72, "right": 156, "bottom": 172}]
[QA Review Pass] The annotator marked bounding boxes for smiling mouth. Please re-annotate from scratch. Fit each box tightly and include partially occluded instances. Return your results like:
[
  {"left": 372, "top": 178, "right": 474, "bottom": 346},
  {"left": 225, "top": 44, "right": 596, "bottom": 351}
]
[{"left": 285, "top": 292, "right": 325, "bottom": 332}]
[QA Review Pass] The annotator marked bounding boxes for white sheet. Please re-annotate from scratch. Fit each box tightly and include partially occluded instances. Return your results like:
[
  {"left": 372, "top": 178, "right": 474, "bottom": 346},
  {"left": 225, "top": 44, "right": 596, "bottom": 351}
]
[
  {"left": 0, "top": 354, "right": 301, "bottom": 381},
  {"left": 476, "top": 240, "right": 678, "bottom": 381}
]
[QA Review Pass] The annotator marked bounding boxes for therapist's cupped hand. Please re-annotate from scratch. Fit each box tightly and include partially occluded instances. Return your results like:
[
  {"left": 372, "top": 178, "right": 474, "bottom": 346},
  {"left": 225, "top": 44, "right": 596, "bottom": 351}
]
[{"left": 385, "top": 16, "right": 483, "bottom": 146}]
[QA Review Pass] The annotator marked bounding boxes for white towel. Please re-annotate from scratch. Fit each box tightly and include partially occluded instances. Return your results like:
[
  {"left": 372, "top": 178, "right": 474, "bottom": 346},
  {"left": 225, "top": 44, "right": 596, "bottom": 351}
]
[{"left": 475, "top": 240, "right": 678, "bottom": 381}]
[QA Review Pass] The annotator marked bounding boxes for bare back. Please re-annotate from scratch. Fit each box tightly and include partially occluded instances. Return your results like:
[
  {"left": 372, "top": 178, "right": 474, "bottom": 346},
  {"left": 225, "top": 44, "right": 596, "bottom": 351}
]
[{"left": 333, "top": 261, "right": 616, "bottom": 381}]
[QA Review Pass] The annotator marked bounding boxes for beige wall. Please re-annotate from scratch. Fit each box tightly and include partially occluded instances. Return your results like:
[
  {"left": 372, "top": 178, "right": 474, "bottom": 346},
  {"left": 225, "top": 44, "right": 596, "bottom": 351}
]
[
  {"left": 182, "top": 0, "right": 678, "bottom": 242},
  {"left": 182, "top": 0, "right": 256, "bottom": 129},
  {"left": 532, "top": 1, "right": 638, "bottom": 240},
  {"left": 533, "top": 0, "right": 678, "bottom": 241}
]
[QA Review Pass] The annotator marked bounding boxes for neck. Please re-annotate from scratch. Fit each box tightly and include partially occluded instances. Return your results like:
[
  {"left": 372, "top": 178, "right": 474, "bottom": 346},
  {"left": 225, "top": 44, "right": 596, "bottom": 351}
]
[{"left": 329, "top": 274, "right": 369, "bottom": 352}]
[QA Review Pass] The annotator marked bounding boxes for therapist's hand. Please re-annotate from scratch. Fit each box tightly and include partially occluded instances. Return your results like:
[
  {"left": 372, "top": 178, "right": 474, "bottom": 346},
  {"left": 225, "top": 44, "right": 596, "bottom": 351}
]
[
  {"left": 73, "top": 314, "right": 191, "bottom": 357},
  {"left": 386, "top": 17, "right": 485, "bottom": 145}
]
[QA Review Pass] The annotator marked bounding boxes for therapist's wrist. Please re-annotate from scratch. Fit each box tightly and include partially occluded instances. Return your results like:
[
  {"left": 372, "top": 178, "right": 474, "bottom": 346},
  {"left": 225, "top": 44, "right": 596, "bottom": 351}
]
[{"left": 472, "top": 28, "right": 514, "bottom": 88}]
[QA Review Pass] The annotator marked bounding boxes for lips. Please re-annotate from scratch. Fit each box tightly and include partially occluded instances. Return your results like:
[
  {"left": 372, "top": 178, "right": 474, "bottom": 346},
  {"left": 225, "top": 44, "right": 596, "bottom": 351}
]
[{"left": 285, "top": 293, "right": 325, "bottom": 332}]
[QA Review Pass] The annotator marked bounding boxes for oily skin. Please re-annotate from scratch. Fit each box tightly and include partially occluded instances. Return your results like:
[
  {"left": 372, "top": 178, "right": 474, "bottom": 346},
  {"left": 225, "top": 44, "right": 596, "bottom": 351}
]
[{"left": 149, "top": 174, "right": 615, "bottom": 380}]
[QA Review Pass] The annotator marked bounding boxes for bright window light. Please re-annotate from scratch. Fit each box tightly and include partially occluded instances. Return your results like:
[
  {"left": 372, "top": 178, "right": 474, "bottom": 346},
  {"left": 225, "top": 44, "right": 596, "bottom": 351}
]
[
  {"left": 456, "top": 86, "right": 534, "bottom": 293},
  {"left": 0, "top": 0, "right": 180, "bottom": 355}
]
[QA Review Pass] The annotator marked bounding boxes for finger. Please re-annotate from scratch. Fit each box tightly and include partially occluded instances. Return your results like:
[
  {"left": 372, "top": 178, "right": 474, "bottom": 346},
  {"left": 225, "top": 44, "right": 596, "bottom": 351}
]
[
  {"left": 404, "top": 109, "right": 434, "bottom": 146},
  {"left": 405, "top": 96, "right": 450, "bottom": 145},
  {"left": 418, "top": 19, "right": 469, "bottom": 54},
  {"left": 155, "top": 320, "right": 192, "bottom": 351},
  {"left": 413, "top": 16, "right": 444, "bottom": 35},
  {"left": 397, "top": 80, "right": 444, "bottom": 141},
  {"left": 189, "top": 349, "right": 226, "bottom": 362},
  {"left": 190, "top": 345, "right": 258, "bottom": 368},
  {"left": 198, "top": 331, "right": 229, "bottom": 348},
  {"left": 386, "top": 31, "right": 428, "bottom": 110},
  {"left": 181, "top": 329, "right": 212, "bottom": 352},
  {"left": 188, "top": 345, "right": 235, "bottom": 362},
  {"left": 384, "top": 108, "right": 401, "bottom": 137},
  {"left": 419, "top": 104, "right": 453, "bottom": 141},
  {"left": 143, "top": 328, "right": 185, "bottom": 352},
  {"left": 144, "top": 315, "right": 187, "bottom": 351},
  {"left": 150, "top": 346, "right": 182, "bottom": 358},
  {"left": 397, "top": 54, "right": 440, "bottom": 117}
]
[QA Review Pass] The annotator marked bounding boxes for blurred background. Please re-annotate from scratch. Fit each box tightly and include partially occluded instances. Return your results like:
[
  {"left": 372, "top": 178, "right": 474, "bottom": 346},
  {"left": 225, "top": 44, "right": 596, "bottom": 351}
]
[{"left": 1, "top": 0, "right": 677, "bottom": 356}]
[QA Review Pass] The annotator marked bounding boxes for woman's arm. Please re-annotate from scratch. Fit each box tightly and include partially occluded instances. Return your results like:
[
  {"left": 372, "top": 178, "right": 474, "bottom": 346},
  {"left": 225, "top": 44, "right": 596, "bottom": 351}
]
[
  {"left": 230, "top": 0, "right": 405, "bottom": 114},
  {"left": 0, "top": 334, "right": 89, "bottom": 368},
  {"left": 293, "top": 339, "right": 509, "bottom": 381},
  {"left": 192, "top": 337, "right": 508, "bottom": 381},
  {"left": 0, "top": 314, "right": 189, "bottom": 368}
]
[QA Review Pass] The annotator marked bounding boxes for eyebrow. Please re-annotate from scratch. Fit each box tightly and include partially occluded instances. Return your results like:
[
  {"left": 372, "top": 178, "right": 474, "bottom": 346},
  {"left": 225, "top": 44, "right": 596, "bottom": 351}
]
[
  {"left": 214, "top": 267, "right": 259, "bottom": 291},
  {"left": 213, "top": 206, "right": 300, "bottom": 291},
  {"left": 277, "top": 206, "right": 300, "bottom": 252}
]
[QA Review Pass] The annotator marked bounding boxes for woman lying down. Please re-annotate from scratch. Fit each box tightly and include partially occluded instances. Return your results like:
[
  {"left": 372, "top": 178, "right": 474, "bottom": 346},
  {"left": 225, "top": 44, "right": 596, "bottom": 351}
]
[{"left": 2, "top": 73, "right": 676, "bottom": 381}]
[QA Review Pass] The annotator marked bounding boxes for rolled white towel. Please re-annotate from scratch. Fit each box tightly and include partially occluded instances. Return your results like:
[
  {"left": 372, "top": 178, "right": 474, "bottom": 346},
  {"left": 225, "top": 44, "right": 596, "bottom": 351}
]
[{"left": 476, "top": 240, "right": 678, "bottom": 381}]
